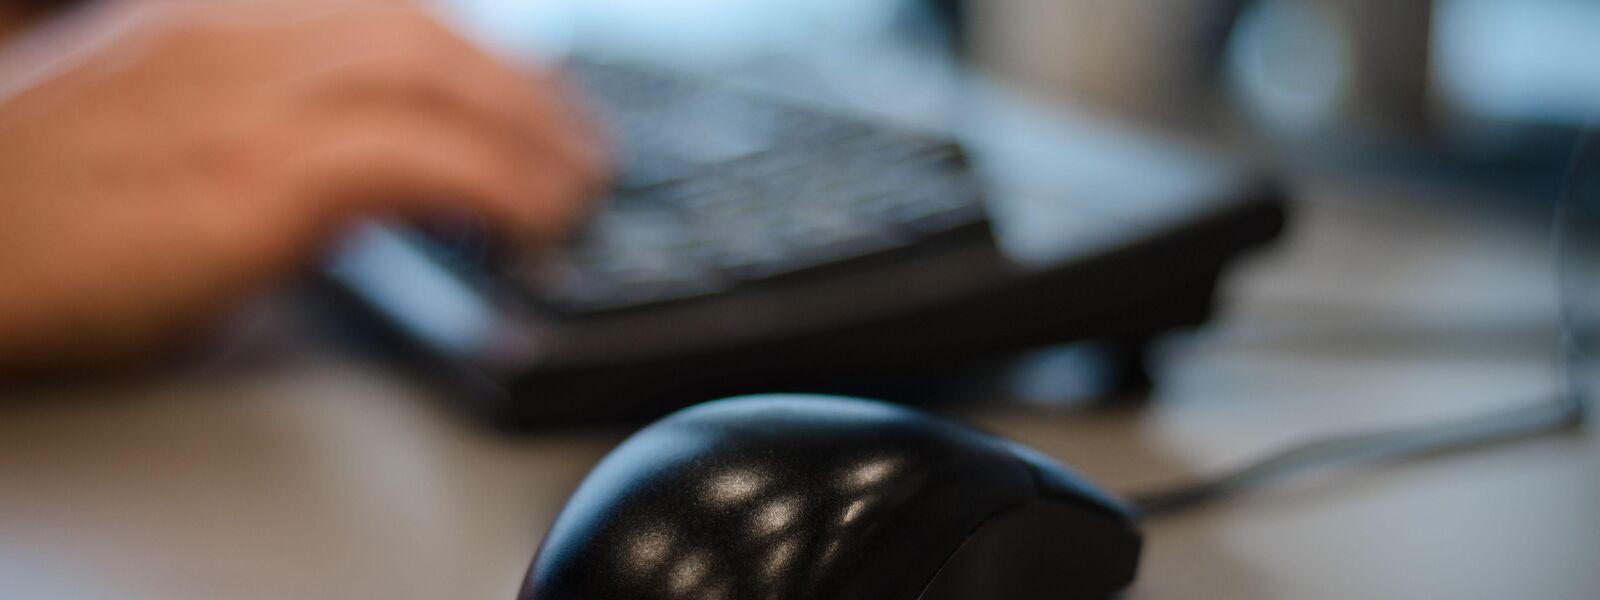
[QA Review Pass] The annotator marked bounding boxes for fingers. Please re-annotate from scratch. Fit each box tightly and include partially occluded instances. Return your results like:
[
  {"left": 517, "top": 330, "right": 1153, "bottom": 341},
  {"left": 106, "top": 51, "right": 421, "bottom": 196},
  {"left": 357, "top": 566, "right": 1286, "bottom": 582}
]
[
  {"left": 278, "top": 105, "right": 590, "bottom": 248},
  {"left": 390, "top": 13, "right": 610, "bottom": 188},
  {"left": 298, "top": 5, "right": 607, "bottom": 241}
]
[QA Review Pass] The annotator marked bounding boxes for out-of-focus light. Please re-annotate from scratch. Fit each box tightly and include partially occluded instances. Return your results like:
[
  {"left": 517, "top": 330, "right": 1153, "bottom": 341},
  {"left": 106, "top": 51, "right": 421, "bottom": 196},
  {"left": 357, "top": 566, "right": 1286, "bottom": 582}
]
[
  {"left": 1225, "top": 0, "right": 1351, "bottom": 134},
  {"left": 437, "top": 0, "right": 903, "bottom": 65},
  {"left": 1435, "top": 0, "right": 1600, "bottom": 127},
  {"left": 424, "top": 0, "right": 577, "bottom": 62}
]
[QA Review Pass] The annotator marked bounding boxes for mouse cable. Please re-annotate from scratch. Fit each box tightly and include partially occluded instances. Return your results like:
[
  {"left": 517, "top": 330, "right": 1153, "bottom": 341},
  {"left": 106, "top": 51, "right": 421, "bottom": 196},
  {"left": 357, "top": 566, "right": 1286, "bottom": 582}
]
[{"left": 1127, "top": 129, "right": 1596, "bottom": 519}]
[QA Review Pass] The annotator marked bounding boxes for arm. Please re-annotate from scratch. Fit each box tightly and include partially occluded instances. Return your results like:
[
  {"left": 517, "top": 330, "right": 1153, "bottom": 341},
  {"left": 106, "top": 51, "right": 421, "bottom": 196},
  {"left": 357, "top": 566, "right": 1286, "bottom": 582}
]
[{"left": 0, "top": 0, "right": 606, "bottom": 369}]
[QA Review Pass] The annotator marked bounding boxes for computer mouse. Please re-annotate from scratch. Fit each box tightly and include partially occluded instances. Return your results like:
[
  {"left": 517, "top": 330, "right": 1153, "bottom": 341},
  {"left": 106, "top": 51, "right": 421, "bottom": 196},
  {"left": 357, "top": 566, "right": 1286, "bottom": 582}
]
[{"left": 519, "top": 395, "right": 1142, "bottom": 600}]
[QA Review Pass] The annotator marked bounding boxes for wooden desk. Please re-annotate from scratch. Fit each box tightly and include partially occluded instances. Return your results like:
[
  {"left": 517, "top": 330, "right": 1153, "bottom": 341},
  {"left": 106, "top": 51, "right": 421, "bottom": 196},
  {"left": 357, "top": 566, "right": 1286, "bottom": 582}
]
[{"left": 2, "top": 182, "right": 1597, "bottom": 599}]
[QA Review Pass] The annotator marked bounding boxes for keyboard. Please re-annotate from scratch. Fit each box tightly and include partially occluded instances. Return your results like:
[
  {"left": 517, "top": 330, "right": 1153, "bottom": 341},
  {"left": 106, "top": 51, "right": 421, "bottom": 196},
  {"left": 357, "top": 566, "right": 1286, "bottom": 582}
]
[
  {"left": 316, "top": 59, "right": 1289, "bottom": 428},
  {"left": 510, "top": 61, "right": 989, "bottom": 316}
]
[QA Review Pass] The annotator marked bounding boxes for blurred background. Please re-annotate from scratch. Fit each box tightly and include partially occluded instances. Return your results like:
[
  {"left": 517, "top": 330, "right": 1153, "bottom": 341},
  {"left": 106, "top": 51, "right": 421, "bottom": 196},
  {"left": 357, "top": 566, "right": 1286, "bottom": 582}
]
[
  {"left": 1, "top": 0, "right": 1597, "bottom": 598},
  {"left": 445, "top": 0, "right": 1598, "bottom": 191}
]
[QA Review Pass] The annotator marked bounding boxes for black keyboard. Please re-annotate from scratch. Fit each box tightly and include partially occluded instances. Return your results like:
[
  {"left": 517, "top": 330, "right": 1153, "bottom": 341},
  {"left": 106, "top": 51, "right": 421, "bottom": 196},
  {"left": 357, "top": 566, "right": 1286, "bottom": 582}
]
[
  {"left": 316, "top": 59, "right": 1290, "bottom": 428},
  {"left": 509, "top": 61, "right": 990, "bottom": 315}
]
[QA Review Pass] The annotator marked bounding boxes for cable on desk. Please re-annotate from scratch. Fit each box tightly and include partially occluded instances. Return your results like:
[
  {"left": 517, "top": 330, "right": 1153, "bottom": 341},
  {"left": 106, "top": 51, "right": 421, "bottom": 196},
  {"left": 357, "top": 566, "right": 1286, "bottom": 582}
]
[
  {"left": 1126, "top": 395, "right": 1584, "bottom": 517},
  {"left": 1127, "top": 129, "right": 1597, "bottom": 519}
]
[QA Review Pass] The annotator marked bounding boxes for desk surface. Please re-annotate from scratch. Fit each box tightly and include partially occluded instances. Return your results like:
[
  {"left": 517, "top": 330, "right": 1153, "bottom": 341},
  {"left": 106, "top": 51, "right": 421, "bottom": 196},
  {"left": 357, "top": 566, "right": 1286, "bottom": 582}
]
[{"left": 2, "top": 181, "right": 1598, "bottom": 599}]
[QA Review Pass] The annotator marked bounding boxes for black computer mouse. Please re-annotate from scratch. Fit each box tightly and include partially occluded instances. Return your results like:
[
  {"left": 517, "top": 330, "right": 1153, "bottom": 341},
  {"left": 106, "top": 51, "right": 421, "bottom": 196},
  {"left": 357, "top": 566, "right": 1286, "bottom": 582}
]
[{"left": 519, "top": 395, "right": 1142, "bottom": 600}]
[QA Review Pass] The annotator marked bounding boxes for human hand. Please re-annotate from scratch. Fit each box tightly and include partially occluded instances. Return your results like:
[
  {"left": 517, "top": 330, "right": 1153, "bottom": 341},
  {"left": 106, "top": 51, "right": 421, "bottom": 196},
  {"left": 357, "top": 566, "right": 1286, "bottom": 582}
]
[{"left": 0, "top": 0, "right": 606, "bottom": 368}]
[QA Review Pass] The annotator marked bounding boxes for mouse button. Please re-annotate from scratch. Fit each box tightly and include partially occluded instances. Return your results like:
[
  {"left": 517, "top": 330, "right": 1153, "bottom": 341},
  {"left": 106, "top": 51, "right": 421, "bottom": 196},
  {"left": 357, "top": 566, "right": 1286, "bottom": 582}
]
[
  {"left": 1000, "top": 440, "right": 1137, "bottom": 523},
  {"left": 916, "top": 501, "right": 1143, "bottom": 600}
]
